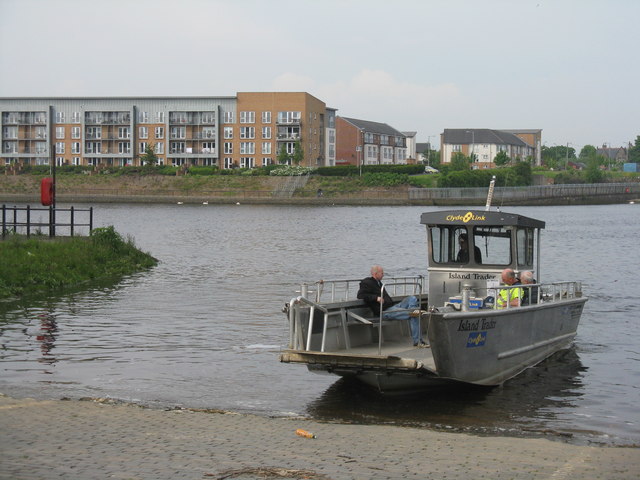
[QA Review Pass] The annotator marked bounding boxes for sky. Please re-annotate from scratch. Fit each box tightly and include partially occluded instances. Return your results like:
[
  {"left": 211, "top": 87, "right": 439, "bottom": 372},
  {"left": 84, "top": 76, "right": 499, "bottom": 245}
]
[{"left": 1, "top": 0, "right": 638, "bottom": 151}]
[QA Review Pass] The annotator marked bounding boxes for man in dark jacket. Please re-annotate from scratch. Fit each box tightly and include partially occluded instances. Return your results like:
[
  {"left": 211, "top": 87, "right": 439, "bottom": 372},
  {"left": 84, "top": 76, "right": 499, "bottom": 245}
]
[{"left": 357, "top": 265, "right": 427, "bottom": 347}]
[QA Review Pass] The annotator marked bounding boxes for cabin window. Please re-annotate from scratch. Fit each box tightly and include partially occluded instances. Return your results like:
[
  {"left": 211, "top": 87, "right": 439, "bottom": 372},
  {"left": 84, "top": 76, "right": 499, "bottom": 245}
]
[
  {"left": 430, "top": 226, "right": 469, "bottom": 264},
  {"left": 516, "top": 227, "right": 535, "bottom": 267},
  {"left": 473, "top": 226, "right": 511, "bottom": 265}
]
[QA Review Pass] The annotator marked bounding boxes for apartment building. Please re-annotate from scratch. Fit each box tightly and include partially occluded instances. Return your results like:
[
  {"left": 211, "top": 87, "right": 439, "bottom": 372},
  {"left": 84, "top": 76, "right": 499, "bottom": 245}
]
[
  {"left": 0, "top": 92, "right": 332, "bottom": 169},
  {"left": 335, "top": 117, "right": 407, "bottom": 167},
  {"left": 440, "top": 128, "right": 539, "bottom": 168}
]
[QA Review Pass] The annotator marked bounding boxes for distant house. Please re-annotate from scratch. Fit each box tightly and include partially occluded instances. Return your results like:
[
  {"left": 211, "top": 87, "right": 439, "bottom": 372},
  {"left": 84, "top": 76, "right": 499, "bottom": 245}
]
[
  {"left": 415, "top": 142, "right": 433, "bottom": 164},
  {"left": 597, "top": 145, "right": 628, "bottom": 163},
  {"left": 336, "top": 117, "right": 407, "bottom": 166},
  {"left": 402, "top": 131, "right": 417, "bottom": 163},
  {"left": 440, "top": 128, "right": 539, "bottom": 168},
  {"left": 568, "top": 161, "right": 586, "bottom": 170}
]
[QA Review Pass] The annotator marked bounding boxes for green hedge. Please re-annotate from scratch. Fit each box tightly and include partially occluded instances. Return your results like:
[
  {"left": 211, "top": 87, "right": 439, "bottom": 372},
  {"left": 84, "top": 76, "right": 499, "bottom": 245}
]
[
  {"left": 438, "top": 163, "right": 533, "bottom": 188},
  {"left": 316, "top": 164, "right": 424, "bottom": 176}
]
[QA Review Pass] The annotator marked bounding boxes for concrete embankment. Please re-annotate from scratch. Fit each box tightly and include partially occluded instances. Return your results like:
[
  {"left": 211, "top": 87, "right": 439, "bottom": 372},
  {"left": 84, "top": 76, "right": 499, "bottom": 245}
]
[
  {"left": 1, "top": 175, "right": 639, "bottom": 206},
  {"left": 0, "top": 395, "right": 638, "bottom": 480}
]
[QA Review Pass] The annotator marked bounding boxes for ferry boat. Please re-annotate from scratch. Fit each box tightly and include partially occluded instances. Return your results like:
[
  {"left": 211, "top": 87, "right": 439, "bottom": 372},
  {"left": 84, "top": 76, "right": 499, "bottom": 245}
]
[{"left": 279, "top": 207, "right": 587, "bottom": 392}]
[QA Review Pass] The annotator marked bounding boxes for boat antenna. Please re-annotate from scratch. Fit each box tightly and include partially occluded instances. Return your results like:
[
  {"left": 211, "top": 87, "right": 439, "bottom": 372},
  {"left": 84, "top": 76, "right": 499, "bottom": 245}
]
[{"left": 485, "top": 175, "right": 496, "bottom": 211}]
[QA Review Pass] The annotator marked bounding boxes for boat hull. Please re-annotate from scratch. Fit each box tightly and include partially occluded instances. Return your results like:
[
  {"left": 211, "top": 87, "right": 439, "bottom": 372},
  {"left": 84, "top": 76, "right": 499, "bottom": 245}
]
[{"left": 427, "top": 298, "right": 587, "bottom": 385}]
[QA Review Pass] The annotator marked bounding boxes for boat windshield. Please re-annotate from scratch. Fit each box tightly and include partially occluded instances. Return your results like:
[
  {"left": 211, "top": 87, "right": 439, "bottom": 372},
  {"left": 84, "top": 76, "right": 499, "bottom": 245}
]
[{"left": 430, "top": 225, "right": 512, "bottom": 266}]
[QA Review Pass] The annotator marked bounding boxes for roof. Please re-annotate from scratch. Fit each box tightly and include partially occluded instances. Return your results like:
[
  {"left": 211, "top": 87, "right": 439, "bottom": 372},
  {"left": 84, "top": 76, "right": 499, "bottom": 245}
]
[
  {"left": 420, "top": 210, "right": 545, "bottom": 229},
  {"left": 416, "top": 143, "right": 431, "bottom": 152},
  {"left": 597, "top": 147, "right": 627, "bottom": 160},
  {"left": 340, "top": 117, "right": 405, "bottom": 137},
  {"left": 442, "top": 129, "right": 530, "bottom": 147}
]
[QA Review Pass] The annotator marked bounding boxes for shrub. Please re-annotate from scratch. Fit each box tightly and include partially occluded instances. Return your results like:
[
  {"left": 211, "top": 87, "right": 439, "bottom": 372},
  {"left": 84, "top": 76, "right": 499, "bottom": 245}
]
[
  {"left": 362, "top": 172, "right": 409, "bottom": 187},
  {"left": 269, "top": 166, "right": 316, "bottom": 176}
]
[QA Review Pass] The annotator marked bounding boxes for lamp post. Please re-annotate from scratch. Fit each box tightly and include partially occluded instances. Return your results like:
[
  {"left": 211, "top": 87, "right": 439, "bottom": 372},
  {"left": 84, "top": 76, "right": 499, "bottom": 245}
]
[
  {"left": 358, "top": 129, "right": 364, "bottom": 176},
  {"left": 466, "top": 130, "right": 475, "bottom": 162}
]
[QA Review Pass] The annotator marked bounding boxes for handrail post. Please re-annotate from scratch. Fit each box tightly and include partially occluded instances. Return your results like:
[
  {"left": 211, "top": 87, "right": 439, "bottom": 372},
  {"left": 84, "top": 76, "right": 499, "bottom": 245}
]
[
  {"left": 26, "top": 205, "right": 31, "bottom": 238},
  {"left": 70, "top": 206, "right": 75, "bottom": 236},
  {"left": 1, "top": 205, "right": 5, "bottom": 239},
  {"left": 378, "top": 284, "right": 385, "bottom": 355}
]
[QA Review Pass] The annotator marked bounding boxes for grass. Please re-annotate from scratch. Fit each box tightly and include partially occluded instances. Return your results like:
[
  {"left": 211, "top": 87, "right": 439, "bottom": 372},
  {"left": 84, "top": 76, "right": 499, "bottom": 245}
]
[{"left": 0, "top": 226, "right": 158, "bottom": 299}]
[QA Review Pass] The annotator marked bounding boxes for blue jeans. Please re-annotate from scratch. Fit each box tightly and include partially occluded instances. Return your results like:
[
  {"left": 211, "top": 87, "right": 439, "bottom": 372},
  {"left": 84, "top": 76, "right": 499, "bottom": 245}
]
[{"left": 383, "top": 295, "right": 422, "bottom": 345}]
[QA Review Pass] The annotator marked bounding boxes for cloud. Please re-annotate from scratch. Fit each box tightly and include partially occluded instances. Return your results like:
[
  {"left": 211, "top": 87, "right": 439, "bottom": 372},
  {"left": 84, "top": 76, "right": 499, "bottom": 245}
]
[{"left": 269, "top": 69, "right": 463, "bottom": 140}]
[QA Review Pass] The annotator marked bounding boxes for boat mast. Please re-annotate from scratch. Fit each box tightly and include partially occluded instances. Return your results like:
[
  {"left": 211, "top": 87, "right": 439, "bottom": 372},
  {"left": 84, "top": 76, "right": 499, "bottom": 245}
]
[{"left": 485, "top": 175, "right": 496, "bottom": 211}]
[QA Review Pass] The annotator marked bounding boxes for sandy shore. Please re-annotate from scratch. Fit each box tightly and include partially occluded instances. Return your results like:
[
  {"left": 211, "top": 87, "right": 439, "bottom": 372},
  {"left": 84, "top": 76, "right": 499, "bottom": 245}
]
[{"left": 0, "top": 395, "right": 638, "bottom": 480}]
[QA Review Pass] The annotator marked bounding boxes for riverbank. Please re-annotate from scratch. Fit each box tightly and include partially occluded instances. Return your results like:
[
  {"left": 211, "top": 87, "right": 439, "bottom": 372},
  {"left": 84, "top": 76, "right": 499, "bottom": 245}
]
[
  {"left": 1, "top": 174, "right": 638, "bottom": 206},
  {"left": 0, "top": 395, "right": 638, "bottom": 480},
  {"left": 0, "top": 227, "right": 157, "bottom": 299}
]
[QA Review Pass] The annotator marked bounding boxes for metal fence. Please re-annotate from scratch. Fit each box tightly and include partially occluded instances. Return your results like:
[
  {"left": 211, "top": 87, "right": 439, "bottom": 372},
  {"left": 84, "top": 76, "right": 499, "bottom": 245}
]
[
  {"left": 408, "top": 182, "right": 640, "bottom": 201},
  {"left": 1, "top": 205, "right": 94, "bottom": 238}
]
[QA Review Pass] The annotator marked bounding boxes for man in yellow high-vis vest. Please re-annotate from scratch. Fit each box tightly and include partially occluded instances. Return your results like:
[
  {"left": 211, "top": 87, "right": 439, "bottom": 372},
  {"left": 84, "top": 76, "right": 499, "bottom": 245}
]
[{"left": 497, "top": 268, "right": 523, "bottom": 309}]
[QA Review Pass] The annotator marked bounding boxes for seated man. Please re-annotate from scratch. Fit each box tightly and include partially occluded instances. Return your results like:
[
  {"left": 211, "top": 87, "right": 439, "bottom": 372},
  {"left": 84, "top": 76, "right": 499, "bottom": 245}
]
[
  {"left": 357, "top": 265, "right": 427, "bottom": 347},
  {"left": 456, "top": 233, "right": 482, "bottom": 263},
  {"left": 520, "top": 270, "right": 539, "bottom": 305},
  {"left": 496, "top": 268, "right": 523, "bottom": 309}
]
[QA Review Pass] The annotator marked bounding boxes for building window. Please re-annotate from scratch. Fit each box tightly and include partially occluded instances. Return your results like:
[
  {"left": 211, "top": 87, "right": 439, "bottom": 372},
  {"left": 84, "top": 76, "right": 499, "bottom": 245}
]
[
  {"left": 139, "top": 142, "right": 148, "bottom": 154},
  {"left": 71, "top": 127, "right": 81, "bottom": 139},
  {"left": 86, "top": 127, "right": 101, "bottom": 139},
  {"left": 224, "top": 126, "right": 233, "bottom": 139},
  {"left": 224, "top": 157, "right": 234, "bottom": 169},
  {"left": 85, "top": 142, "right": 101, "bottom": 154},
  {"left": 119, "top": 142, "right": 131, "bottom": 154},
  {"left": 140, "top": 126, "right": 148, "bottom": 139},
  {"left": 262, "top": 111, "right": 271, "bottom": 123},
  {"left": 452, "top": 144, "right": 462, "bottom": 152},
  {"left": 224, "top": 142, "right": 233, "bottom": 154},
  {"left": 262, "top": 126, "right": 271, "bottom": 139},
  {"left": 240, "top": 157, "right": 255, "bottom": 168},
  {"left": 3, "top": 126, "right": 17, "bottom": 139},
  {"left": 240, "top": 127, "right": 255, "bottom": 139},
  {"left": 170, "top": 142, "right": 185, "bottom": 154},
  {"left": 277, "top": 111, "right": 301, "bottom": 124},
  {"left": 72, "top": 142, "right": 80, "bottom": 154},
  {"left": 262, "top": 142, "right": 272, "bottom": 154},
  {"left": 202, "top": 127, "right": 215, "bottom": 139},
  {"left": 262, "top": 157, "right": 273, "bottom": 166},
  {"left": 155, "top": 142, "right": 164, "bottom": 154},
  {"left": 138, "top": 111, "right": 149, "bottom": 123},
  {"left": 240, "top": 111, "right": 255, "bottom": 124},
  {"left": 55, "top": 111, "right": 65, "bottom": 123},
  {"left": 155, "top": 127, "right": 164, "bottom": 139},
  {"left": 240, "top": 142, "right": 255, "bottom": 154},
  {"left": 72, "top": 112, "right": 81, "bottom": 123},
  {"left": 157, "top": 112, "right": 165, "bottom": 123},
  {"left": 202, "top": 112, "right": 215, "bottom": 124},
  {"left": 202, "top": 142, "right": 215, "bottom": 153},
  {"left": 118, "top": 127, "right": 130, "bottom": 139},
  {"left": 56, "top": 127, "right": 65, "bottom": 139},
  {"left": 72, "top": 157, "right": 81, "bottom": 165},
  {"left": 170, "top": 127, "right": 185, "bottom": 139},
  {"left": 224, "top": 111, "right": 235, "bottom": 123}
]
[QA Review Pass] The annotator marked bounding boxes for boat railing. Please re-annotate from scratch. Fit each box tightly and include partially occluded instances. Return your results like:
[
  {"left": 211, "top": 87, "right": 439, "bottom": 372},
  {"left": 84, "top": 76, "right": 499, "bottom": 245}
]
[
  {"left": 298, "top": 275, "right": 424, "bottom": 304},
  {"left": 458, "top": 280, "right": 583, "bottom": 310},
  {"left": 287, "top": 276, "right": 425, "bottom": 353}
]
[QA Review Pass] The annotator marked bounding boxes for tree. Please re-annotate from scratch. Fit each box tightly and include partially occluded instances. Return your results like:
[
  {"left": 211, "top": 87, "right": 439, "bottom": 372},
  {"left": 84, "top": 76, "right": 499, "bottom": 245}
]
[
  {"left": 449, "top": 152, "right": 472, "bottom": 171},
  {"left": 292, "top": 140, "right": 304, "bottom": 165},
  {"left": 277, "top": 144, "right": 290, "bottom": 165},
  {"left": 541, "top": 145, "right": 576, "bottom": 169},
  {"left": 493, "top": 150, "right": 510, "bottom": 167},
  {"left": 629, "top": 136, "right": 640, "bottom": 163},
  {"left": 140, "top": 143, "right": 158, "bottom": 166},
  {"left": 579, "top": 145, "right": 597, "bottom": 159}
]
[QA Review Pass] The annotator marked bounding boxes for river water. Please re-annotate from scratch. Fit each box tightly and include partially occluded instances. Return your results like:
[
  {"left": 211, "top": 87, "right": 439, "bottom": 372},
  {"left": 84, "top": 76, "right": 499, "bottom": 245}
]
[{"left": 0, "top": 203, "right": 638, "bottom": 447}]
